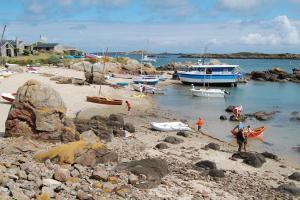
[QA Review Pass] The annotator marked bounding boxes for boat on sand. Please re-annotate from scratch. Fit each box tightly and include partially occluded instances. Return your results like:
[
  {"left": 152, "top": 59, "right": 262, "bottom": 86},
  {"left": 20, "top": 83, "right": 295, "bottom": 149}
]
[
  {"left": 150, "top": 122, "right": 191, "bottom": 132},
  {"left": 231, "top": 126, "right": 266, "bottom": 138},
  {"left": 1, "top": 93, "right": 16, "bottom": 103},
  {"left": 86, "top": 96, "right": 123, "bottom": 105}
]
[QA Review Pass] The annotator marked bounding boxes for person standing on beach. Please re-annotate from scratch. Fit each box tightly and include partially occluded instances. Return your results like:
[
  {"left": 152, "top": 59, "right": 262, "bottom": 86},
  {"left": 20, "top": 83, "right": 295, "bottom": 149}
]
[
  {"left": 125, "top": 100, "right": 131, "bottom": 112},
  {"left": 196, "top": 117, "right": 204, "bottom": 131}
]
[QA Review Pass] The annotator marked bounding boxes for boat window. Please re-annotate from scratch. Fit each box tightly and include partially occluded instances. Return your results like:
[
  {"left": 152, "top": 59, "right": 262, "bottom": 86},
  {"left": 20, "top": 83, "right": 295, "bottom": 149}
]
[
  {"left": 223, "top": 68, "right": 228, "bottom": 73},
  {"left": 206, "top": 68, "right": 212, "bottom": 74}
]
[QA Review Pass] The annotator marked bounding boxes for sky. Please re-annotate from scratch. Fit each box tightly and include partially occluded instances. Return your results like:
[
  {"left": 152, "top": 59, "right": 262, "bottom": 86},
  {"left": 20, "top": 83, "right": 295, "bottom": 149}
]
[{"left": 1, "top": 0, "right": 300, "bottom": 53}]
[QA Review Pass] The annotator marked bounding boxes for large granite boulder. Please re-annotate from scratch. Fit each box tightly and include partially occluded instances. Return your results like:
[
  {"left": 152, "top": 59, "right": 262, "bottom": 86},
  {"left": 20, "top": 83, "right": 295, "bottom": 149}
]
[
  {"left": 70, "top": 61, "right": 92, "bottom": 71},
  {"left": 5, "top": 80, "right": 77, "bottom": 142}
]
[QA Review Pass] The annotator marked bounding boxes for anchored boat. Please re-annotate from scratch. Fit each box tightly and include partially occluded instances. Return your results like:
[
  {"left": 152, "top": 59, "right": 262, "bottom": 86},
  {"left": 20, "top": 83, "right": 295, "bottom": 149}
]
[
  {"left": 190, "top": 84, "right": 229, "bottom": 98},
  {"left": 178, "top": 61, "right": 240, "bottom": 86}
]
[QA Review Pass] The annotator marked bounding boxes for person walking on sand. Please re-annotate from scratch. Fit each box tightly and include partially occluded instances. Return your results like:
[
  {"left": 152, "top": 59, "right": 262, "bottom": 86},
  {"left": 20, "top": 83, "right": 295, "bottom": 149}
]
[
  {"left": 125, "top": 100, "right": 131, "bottom": 112},
  {"left": 235, "top": 122, "right": 247, "bottom": 152},
  {"left": 196, "top": 117, "right": 204, "bottom": 131}
]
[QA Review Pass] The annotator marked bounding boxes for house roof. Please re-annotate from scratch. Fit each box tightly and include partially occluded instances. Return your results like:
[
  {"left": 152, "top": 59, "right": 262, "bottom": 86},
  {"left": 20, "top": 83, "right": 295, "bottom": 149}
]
[
  {"left": 2, "top": 40, "right": 24, "bottom": 47},
  {"left": 0, "top": 41, "right": 15, "bottom": 48},
  {"left": 35, "top": 42, "right": 59, "bottom": 48}
]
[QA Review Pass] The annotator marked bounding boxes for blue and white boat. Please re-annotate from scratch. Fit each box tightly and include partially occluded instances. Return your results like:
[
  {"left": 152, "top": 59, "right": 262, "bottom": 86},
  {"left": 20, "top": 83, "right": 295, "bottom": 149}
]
[
  {"left": 133, "top": 75, "right": 159, "bottom": 85},
  {"left": 178, "top": 62, "right": 240, "bottom": 86}
]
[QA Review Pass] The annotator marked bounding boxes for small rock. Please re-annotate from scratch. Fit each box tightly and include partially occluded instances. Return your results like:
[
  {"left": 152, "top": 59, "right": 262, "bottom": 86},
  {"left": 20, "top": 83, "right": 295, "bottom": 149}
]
[
  {"left": 11, "top": 187, "right": 30, "bottom": 200},
  {"left": 71, "top": 169, "right": 80, "bottom": 177},
  {"left": 113, "top": 129, "right": 126, "bottom": 137},
  {"left": 176, "top": 131, "right": 190, "bottom": 137},
  {"left": 115, "top": 185, "right": 130, "bottom": 198},
  {"left": 219, "top": 115, "right": 227, "bottom": 120},
  {"left": 102, "top": 182, "right": 115, "bottom": 193},
  {"left": 42, "top": 178, "right": 62, "bottom": 189},
  {"left": 164, "top": 136, "right": 184, "bottom": 144},
  {"left": 288, "top": 172, "right": 300, "bottom": 181},
  {"left": 261, "top": 152, "right": 279, "bottom": 161},
  {"left": 108, "top": 176, "right": 118, "bottom": 184},
  {"left": 53, "top": 167, "right": 70, "bottom": 182},
  {"left": 42, "top": 186, "right": 55, "bottom": 198},
  {"left": 77, "top": 190, "right": 93, "bottom": 200},
  {"left": 195, "top": 160, "right": 217, "bottom": 170},
  {"left": 155, "top": 143, "right": 168, "bottom": 150},
  {"left": 204, "top": 143, "right": 220, "bottom": 151},
  {"left": 277, "top": 183, "right": 300, "bottom": 196},
  {"left": 208, "top": 169, "right": 225, "bottom": 178},
  {"left": 91, "top": 167, "right": 108, "bottom": 181},
  {"left": 128, "top": 174, "right": 139, "bottom": 184},
  {"left": 243, "top": 153, "right": 266, "bottom": 168},
  {"left": 124, "top": 123, "right": 135, "bottom": 133}
]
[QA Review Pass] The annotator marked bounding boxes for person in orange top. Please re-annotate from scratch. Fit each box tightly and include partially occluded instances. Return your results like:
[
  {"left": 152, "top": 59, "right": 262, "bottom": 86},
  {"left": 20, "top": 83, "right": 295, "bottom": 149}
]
[{"left": 196, "top": 117, "right": 204, "bottom": 131}]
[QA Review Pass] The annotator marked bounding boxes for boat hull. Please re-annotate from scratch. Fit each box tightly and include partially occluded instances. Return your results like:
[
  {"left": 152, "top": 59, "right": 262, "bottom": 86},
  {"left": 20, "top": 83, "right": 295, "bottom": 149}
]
[
  {"left": 86, "top": 96, "right": 123, "bottom": 105},
  {"left": 133, "top": 76, "right": 159, "bottom": 85},
  {"left": 1, "top": 93, "right": 16, "bottom": 103},
  {"left": 191, "top": 88, "right": 225, "bottom": 98},
  {"left": 132, "top": 84, "right": 156, "bottom": 93},
  {"left": 150, "top": 122, "right": 191, "bottom": 132},
  {"left": 179, "top": 73, "right": 237, "bottom": 86},
  {"left": 231, "top": 126, "right": 265, "bottom": 139}
]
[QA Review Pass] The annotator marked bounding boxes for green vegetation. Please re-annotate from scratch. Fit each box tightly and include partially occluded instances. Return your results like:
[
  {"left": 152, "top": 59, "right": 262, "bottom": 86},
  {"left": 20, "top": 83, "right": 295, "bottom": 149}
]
[
  {"left": 48, "top": 55, "right": 60, "bottom": 65},
  {"left": 111, "top": 57, "right": 128, "bottom": 64},
  {"left": 6, "top": 53, "right": 62, "bottom": 66},
  {"left": 23, "top": 49, "right": 30, "bottom": 56}
]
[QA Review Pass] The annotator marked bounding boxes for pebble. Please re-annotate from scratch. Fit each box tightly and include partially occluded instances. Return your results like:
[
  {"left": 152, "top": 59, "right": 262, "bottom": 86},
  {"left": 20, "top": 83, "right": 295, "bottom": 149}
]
[
  {"left": 42, "top": 186, "right": 55, "bottom": 198},
  {"left": 42, "top": 178, "right": 62, "bottom": 189},
  {"left": 91, "top": 167, "right": 108, "bottom": 181},
  {"left": 53, "top": 167, "right": 70, "bottom": 182},
  {"left": 102, "top": 182, "right": 115, "bottom": 193}
]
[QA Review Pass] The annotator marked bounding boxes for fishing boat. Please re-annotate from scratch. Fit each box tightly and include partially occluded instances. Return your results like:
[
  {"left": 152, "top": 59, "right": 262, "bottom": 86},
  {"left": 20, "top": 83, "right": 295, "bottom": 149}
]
[
  {"left": 1, "top": 93, "right": 16, "bottom": 103},
  {"left": 86, "top": 96, "right": 123, "bottom": 105},
  {"left": 150, "top": 122, "right": 191, "bottom": 132},
  {"left": 190, "top": 84, "right": 229, "bottom": 98},
  {"left": 231, "top": 126, "right": 266, "bottom": 138},
  {"left": 178, "top": 60, "right": 240, "bottom": 86}
]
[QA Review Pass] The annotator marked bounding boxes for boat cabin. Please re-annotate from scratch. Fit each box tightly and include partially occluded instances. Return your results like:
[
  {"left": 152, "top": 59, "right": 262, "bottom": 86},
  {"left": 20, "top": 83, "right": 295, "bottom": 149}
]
[{"left": 187, "top": 64, "right": 239, "bottom": 75}]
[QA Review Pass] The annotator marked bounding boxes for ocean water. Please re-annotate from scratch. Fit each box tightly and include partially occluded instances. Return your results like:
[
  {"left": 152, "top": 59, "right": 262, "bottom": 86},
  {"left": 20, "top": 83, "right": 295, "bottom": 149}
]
[{"left": 112, "top": 53, "right": 300, "bottom": 163}]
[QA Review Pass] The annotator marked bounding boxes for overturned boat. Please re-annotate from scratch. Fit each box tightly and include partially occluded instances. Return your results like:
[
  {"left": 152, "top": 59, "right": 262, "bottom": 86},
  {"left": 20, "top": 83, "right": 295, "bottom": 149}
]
[
  {"left": 1, "top": 93, "right": 16, "bottom": 103},
  {"left": 150, "top": 122, "right": 191, "bottom": 132}
]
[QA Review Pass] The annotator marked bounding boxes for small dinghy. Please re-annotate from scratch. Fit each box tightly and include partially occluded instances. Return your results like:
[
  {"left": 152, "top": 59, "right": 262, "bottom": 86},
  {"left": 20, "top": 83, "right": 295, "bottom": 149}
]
[
  {"left": 231, "top": 126, "right": 266, "bottom": 138},
  {"left": 1, "top": 93, "right": 16, "bottom": 103},
  {"left": 133, "top": 75, "right": 159, "bottom": 85},
  {"left": 150, "top": 122, "right": 191, "bottom": 132},
  {"left": 190, "top": 84, "right": 229, "bottom": 98},
  {"left": 86, "top": 96, "right": 123, "bottom": 105}
]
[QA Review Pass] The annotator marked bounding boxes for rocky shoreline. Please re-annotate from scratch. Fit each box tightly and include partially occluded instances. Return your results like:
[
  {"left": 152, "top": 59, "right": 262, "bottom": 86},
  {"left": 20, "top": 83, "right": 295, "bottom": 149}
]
[{"left": 0, "top": 65, "right": 299, "bottom": 199}]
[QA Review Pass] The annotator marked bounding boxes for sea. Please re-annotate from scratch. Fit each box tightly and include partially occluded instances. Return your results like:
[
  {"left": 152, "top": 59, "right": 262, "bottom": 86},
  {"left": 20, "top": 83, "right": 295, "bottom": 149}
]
[{"left": 111, "top": 53, "right": 300, "bottom": 164}]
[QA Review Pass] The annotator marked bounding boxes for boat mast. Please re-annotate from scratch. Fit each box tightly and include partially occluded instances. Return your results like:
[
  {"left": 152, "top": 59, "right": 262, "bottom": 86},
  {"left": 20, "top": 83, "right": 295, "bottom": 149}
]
[
  {"left": 98, "top": 47, "right": 108, "bottom": 96},
  {"left": 140, "top": 50, "right": 143, "bottom": 75}
]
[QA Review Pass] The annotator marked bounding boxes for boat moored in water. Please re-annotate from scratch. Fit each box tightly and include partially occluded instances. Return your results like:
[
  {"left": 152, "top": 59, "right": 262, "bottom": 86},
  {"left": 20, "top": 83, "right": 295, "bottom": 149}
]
[
  {"left": 178, "top": 62, "right": 241, "bottom": 87},
  {"left": 190, "top": 84, "right": 229, "bottom": 98}
]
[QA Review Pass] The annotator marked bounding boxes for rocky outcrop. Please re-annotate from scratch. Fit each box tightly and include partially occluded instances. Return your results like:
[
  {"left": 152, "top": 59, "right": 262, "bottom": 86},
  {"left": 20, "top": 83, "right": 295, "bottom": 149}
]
[
  {"left": 246, "top": 111, "right": 278, "bottom": 121},
  {"left": 277, "top": 183, "right": 300, "bottom": 196},
  {"left": 248, "top": 68, "right": 300, "bottom": 84},
  {"left": 5, "top": 80, "right": 77, "bottom": 142}
]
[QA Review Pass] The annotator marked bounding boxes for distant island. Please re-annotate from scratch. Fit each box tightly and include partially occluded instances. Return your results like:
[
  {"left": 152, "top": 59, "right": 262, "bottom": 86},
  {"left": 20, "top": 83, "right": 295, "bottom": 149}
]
[{"left": 178, "top": 52, "right": 300, "bottom": 59}]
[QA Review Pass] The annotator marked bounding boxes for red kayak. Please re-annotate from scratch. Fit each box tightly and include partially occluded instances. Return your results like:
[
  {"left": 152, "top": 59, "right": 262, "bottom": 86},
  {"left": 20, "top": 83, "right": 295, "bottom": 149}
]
[
  {"left": 231, "top": 126, "right": 266, "bottom": 138},
  {"left": 1, "top": 93, "right": 16, "bottom": 103}
]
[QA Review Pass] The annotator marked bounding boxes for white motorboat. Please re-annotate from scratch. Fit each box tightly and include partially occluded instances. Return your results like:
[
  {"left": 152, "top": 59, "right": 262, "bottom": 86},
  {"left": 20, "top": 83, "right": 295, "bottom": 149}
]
[
  {"left": 132, "top": 84, "right": 156, "bottom": 93},
  {"left": 150, "top": 122, "right": 191, "bottom": 132},
  {"left": 190, "top": 84, "right": 229, "bottom": 98},
  {"left": 141, "top": 55, "right": 156, "bottom": 63}
]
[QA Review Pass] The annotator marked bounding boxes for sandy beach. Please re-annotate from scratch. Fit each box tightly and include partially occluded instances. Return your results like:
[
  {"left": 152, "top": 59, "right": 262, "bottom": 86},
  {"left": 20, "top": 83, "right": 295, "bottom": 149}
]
[{"left": 0, "top": 66, "right": 299, "bottom": 199}]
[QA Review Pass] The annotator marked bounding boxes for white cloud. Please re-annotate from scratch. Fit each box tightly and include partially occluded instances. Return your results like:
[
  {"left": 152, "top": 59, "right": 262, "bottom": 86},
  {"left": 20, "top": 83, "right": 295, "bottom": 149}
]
[
  {"left": 240, "top": 15, "right": 300, "bottom": 45},
  {"left": 218, "top": 0, "right": 261, "bottom": 11}
]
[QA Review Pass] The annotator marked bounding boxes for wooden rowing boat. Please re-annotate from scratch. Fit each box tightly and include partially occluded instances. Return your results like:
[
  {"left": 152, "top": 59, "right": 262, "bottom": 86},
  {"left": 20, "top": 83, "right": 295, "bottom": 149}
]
[
  {"left": 86, "top": 96, "right": 123, "bottom": 105},
  {"left": 231, "top": 126, "right": 266, "bottom": 138}
]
